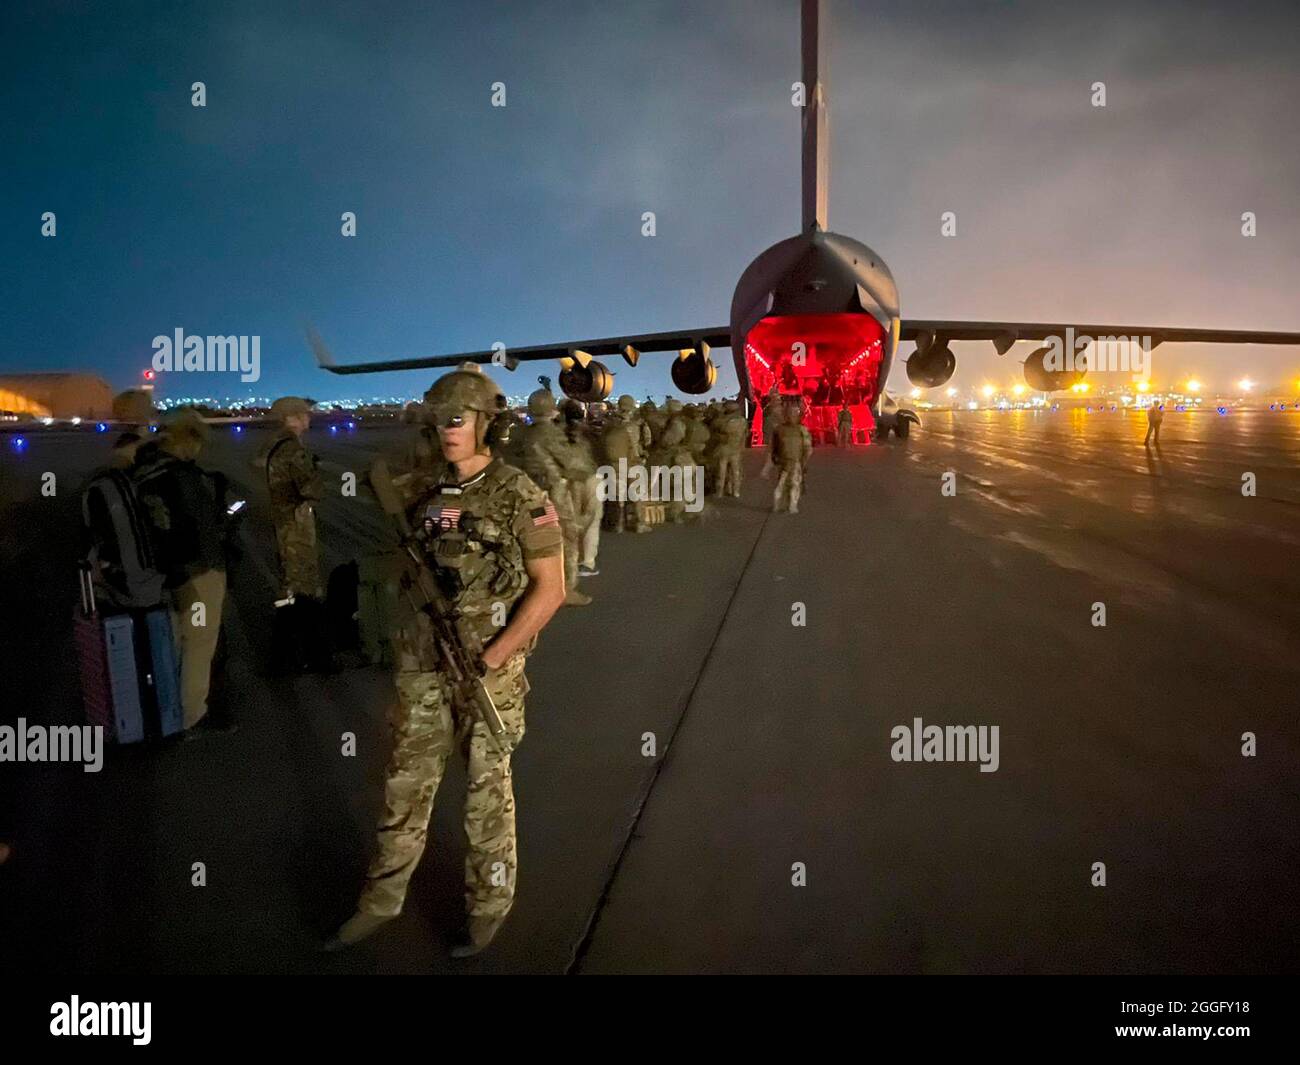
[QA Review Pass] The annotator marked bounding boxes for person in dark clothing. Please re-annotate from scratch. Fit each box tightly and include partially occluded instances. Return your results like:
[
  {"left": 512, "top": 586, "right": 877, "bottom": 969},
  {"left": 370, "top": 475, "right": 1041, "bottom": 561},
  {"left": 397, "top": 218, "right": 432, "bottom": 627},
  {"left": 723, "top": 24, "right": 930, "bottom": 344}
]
[{"left": 131, "top": 410, "right": 230, "bottom": 733}]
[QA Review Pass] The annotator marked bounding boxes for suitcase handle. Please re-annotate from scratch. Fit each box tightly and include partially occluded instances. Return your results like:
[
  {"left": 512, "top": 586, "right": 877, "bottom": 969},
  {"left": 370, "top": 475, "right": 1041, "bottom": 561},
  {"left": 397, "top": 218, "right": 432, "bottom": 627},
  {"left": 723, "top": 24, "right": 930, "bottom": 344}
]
[{"left": 78, "top": 560, "right": 97, "bottom": 616}]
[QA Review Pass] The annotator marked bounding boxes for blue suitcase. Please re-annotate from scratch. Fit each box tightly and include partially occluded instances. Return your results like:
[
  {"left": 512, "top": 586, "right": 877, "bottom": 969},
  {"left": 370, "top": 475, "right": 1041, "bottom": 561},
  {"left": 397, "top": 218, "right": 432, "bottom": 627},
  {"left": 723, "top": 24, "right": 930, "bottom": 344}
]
[
  {"left": 142, "top": 610, "right": 183, "bottom": 738},
  {"left": 77, "top": 563, "right": 183, "bottom": 743},
  {"left": 103, "top": 613, "right": 146, "bottom": 744}
]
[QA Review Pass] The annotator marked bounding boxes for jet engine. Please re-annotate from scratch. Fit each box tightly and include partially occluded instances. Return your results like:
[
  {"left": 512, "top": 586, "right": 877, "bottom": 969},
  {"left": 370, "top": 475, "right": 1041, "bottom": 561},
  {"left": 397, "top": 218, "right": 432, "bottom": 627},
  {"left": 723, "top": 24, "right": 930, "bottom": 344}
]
[
  {"left": 905, "top": 332, "right": 956, "bottom": 388},
  {"left": 671, "top": 344, "right": 717, "bottom": 394},
  {"left": 558, "top": 357, "right": 614, "bottom": 402},
  {"left": 1022, "top": 345, "right": 1085, "bottom": 392}
]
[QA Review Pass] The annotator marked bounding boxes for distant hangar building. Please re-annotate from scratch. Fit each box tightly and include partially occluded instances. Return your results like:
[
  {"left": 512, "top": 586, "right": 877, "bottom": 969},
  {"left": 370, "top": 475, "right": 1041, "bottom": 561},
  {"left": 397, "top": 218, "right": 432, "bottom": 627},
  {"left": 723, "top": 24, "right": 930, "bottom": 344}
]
[{"left": 0, "top": 373, "right": 113, "bottom": 419}]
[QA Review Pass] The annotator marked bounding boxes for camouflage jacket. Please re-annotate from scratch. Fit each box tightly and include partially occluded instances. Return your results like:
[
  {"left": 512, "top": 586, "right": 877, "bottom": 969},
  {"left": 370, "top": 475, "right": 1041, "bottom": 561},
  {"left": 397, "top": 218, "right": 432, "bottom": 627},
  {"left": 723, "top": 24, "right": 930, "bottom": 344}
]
[
  {"left": 771, "top": 423, "right": 812, "bottom": 467},
  {"left": 392, "top": 458, "right": 563, "bottom": 672},
  {"left": 520, "top": 419, "right": 570, "bottom": 492},
  {"left": 265, "top": 430, "right": 322, "bottom": 524}
]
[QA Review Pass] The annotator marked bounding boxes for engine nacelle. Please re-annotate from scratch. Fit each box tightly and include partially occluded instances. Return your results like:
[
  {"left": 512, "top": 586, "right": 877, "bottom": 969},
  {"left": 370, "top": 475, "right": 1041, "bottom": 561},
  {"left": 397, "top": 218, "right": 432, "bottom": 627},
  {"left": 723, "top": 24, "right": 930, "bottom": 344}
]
[
  {"left": 906, "top": 333, "right": 956, "bottom": 388},
  {"left": 672, "top": 347, "right": 717, "bottom": 394},
  {"left": 1023, "top": 345, "right": 1085, "bottom": 392},
  {"left": 559, "top": 359, "right": 614, "bottom": 402}
]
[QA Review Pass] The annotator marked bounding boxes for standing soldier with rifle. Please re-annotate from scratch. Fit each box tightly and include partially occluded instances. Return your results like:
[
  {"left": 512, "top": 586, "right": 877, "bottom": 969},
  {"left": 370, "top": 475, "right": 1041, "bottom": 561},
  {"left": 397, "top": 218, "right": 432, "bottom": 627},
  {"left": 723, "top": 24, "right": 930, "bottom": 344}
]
[{"left": 326, "top": 364, "right": 566, "bottom": 959}]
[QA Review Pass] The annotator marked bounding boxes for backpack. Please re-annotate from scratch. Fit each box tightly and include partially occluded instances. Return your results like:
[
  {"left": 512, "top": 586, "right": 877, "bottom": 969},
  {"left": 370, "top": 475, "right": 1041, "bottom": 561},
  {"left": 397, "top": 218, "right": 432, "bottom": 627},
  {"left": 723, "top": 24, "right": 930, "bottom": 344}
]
[{"left": 82, "top": 468, "right": 166, "bottom": 610}]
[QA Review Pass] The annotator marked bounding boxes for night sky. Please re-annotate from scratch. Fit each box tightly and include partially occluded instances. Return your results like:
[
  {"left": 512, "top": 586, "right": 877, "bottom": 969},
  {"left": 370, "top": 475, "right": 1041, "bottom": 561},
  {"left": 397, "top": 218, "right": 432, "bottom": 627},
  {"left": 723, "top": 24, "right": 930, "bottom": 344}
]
[{"left": 5, "top": 0, "right": 1299, "bottom": 403}]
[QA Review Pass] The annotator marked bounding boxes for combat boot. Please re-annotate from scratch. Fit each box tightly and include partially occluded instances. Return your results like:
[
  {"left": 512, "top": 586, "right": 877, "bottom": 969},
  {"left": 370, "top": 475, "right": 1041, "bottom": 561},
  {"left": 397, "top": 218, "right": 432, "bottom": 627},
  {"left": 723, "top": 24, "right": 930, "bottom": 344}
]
[
  {"left": 564, "top": 588, "right": 592, "bottom": 607},
  {"left": 449, "top": 914, "right": 507, "bottom": 959},
  {"left": 321, "top": 910, "right": 395, "bottom": 951}
]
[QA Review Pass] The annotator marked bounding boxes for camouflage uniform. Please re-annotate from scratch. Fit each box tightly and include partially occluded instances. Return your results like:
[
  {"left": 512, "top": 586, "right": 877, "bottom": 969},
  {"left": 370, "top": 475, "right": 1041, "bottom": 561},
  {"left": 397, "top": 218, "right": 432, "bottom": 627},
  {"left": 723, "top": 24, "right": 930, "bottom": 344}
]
[
  {"left": 651, "top": 399, "right": 693, "bottom": 522},
  {"left": 520, "top": 390, "right": 581, "bottom": 592},
  {"left": 358, "top": 455, "right": 562, "bottom": 922},
  {"left": 560, "top": 402, "right": 602, "bottom": 571},
  {"left": 265, "top": 424, "right": 323, "bottom": 598},
  {"left": 715, "top": 401, "right": 748, "bottom": 498},
  {"left": 771, "top": 405, "right": 812, "bottom": 513},
  {"left": 837, "top": 406, "right": 854, "bottom": 447},
  {"left": 601, "top": 395, "right": 649, "bottom": 532}
]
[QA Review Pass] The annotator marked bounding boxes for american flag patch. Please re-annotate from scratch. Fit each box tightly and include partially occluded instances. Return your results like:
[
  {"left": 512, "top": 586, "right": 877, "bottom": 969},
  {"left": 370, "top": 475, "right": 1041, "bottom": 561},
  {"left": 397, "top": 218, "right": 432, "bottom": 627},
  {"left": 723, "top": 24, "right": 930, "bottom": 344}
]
[
  {"left": 531, "top": 502, "right": 559, "bottom": 528},
  {"left": 423, "top": 504, "right": 462, "bottom": 531}
]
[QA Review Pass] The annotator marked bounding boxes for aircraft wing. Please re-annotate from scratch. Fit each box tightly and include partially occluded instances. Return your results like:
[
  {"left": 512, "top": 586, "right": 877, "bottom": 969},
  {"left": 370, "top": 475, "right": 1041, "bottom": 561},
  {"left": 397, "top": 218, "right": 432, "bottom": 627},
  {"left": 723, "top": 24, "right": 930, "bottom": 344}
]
[
  {"left": 900, "top": 320, "right": 1300, "bottom": 353},
  {"left": 309, "top": 326, "right": 732, "bottom": 375}
]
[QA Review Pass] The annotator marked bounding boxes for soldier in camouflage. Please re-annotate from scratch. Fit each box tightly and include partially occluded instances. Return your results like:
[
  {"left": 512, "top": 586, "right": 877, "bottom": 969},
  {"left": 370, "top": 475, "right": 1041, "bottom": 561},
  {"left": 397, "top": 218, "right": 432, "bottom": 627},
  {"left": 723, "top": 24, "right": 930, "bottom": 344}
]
[
  {"left": 326, "top": 364, "right": 566, "bottom": 959},
  {"left": 770, "top": 399, "right": 813, "bottom": 514},
  {"left": 601, "top": 394, "right": 650, "bottom": 533},
  {"left": 265, "top": 397, "right": 323, "bottom": 599},
  {"left": 714, "top": 400, "right": 748, "bottom": 498},
  {"left": 261, "top": 397, "right": 333, "bottom": 672},
  {"left": 520, "top": 387, "right": 591, "bottom": 606}
]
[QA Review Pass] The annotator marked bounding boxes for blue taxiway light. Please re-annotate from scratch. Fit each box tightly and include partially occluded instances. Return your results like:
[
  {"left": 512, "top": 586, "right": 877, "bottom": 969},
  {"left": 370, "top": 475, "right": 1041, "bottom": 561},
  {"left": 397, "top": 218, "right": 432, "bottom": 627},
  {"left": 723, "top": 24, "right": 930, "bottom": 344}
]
[{"left": 13, "top": 437, "right": 27, "bottom": 450}]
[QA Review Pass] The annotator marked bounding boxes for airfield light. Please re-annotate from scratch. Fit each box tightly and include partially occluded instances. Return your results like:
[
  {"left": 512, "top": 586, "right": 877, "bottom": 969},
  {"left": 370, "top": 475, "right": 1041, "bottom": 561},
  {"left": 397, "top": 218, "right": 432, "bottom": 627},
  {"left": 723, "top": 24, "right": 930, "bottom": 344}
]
[
  {"left": 1187, "top": 379, "right": 1201, "bottom": 393},
  {"left": 1079, "top": 383, "right": 1090, "bottom": 393},
  {"left": 13, "top": 436, "right": 27, "bottom": 451},
  {"left": 967, "top": 401, "right": 978, "bottom": 410},
  {"left": 1238, "top": 378, "right": 1253, "bottom": 392},
  {"left": 910, "top": 388, "right": 922, "bottom": 399},
  {"left": 144, "top": 369, "right": 156, "bottom": 381},
  {"left": 1012, "top": 384, "right": 1025, "bottom": 396},
  {"left": 981, "top": 385, "right": 994, "bottom": 398},
  {"left": 946, "top": 388, "right": 957, "bottom": 398},
  {"left": 1136, "top": 381, "right": 1150, "bottom": 393}
]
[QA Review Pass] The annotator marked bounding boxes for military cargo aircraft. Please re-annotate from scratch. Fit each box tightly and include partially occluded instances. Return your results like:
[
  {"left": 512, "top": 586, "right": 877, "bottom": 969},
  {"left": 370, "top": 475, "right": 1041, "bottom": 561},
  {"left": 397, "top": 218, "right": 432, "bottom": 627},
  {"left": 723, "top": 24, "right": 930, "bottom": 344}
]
[{"left": 310, "top": 0, "right": 1300, "bottom": 443}]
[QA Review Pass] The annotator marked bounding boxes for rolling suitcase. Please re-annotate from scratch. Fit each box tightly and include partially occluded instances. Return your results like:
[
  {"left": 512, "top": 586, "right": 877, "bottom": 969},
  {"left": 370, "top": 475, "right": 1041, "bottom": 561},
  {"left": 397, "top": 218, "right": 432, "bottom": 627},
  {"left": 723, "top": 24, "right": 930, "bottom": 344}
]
[
  {"left": 75, "top": 563, "right": 183, "bottom": 744},
  {"left": 73, "top": 565, "right": 115, "bottom": 734},
  {"left": 142, "top": 609, "right": 183, "bottom": 739}
]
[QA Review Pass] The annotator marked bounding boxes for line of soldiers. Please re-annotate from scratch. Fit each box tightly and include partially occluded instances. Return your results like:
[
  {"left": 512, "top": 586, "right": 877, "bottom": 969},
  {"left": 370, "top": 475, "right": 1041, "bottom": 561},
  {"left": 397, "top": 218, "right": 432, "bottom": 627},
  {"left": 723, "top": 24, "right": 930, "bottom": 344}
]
[{"left": 100, "top": 371, "right": 806, "bottom": 963}]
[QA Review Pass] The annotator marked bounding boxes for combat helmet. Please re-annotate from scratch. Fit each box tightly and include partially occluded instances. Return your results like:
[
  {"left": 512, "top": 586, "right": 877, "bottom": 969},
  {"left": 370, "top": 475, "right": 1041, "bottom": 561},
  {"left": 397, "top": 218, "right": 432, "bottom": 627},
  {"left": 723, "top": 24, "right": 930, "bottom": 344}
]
[
  {"left": 617, "top": 394, "right": 637, "bottom": 414},
  {"left": 425, "top": 362, "right": 507, "bottom": 448},
  {"left": 665, "top": 398, "right": 683, "bottom": 415},
  {"left": 528, "top": 388, "right": 557, "bottom": 419},
  {"left": 270, "top": 396, "right": 313, "bottom": 420},
  {"left": 111, "top": 389, "right": 155, "bottom": 424}
]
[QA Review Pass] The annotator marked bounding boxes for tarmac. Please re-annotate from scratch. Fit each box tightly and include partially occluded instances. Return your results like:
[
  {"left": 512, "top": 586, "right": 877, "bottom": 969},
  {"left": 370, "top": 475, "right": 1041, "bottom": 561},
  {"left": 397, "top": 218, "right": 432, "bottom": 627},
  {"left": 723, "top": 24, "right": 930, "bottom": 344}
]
[{"left": 1, "top": 406, "right": 1297, "bottom": 974}]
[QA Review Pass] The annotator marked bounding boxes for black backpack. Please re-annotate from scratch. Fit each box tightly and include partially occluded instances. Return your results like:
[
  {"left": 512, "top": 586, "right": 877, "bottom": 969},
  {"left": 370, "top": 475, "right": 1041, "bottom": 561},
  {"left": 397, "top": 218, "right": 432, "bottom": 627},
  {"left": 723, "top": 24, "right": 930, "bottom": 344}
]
[{"left": 82, "top": 468, "right": 166, "bottom": 610}]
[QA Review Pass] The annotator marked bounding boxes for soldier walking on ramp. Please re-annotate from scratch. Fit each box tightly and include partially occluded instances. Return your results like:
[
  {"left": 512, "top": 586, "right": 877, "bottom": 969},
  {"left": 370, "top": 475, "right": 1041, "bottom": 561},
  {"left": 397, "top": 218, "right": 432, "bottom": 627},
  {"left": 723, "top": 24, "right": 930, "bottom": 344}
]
[{"left": 326, "top": 365, "right": 566, "bottom": 959}]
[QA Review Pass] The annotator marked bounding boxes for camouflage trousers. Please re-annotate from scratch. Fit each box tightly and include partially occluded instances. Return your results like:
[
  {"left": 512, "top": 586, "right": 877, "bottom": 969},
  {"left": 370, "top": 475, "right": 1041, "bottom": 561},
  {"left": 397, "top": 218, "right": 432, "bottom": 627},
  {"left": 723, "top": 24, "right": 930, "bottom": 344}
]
[
  {"left": 549, "top": 481, "right": 580, "bottom": 590},
  {"left": 274, "top": 503, "right": 321, "bottom": 598},
  {"left": 716, "top": 452, "right": 743, "bottom": 498},
  {"left": 570, "top": 474, "right": 601, "bottom": 568},
  {"left": 837, "top": 426, "right": 853, "bottom": 447},
  {"left": 773, "top": 463, "right": 804, "bottom": 513},
  {"left": 359, "top": 653, "right": 529, "bottom": 920}
]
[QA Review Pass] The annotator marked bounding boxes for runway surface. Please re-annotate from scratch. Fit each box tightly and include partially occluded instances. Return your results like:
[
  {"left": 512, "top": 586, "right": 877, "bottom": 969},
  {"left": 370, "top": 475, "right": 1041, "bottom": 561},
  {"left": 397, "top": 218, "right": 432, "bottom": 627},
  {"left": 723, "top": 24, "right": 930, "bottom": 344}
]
[{"left": 1, "top": 406, "right": 1298, "bottom": 974}]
